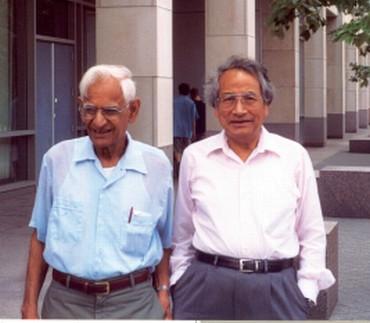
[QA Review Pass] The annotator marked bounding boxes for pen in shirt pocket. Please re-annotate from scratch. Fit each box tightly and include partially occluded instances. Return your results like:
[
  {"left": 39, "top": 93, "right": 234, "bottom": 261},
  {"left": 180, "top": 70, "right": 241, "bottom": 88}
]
[{"left": 128, "top": 206, "right": 134, "bottom": 223}]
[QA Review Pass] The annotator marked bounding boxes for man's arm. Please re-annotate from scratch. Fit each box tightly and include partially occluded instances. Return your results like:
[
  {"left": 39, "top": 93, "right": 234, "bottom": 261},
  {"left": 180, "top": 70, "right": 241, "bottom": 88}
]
[
  {"left": 21, "top": 230, "right": 49, "bottom": 319},
  {"left": 154, "top": 248, "right": 172, "bottom": 319},
  {"left": 295, "top": 150, "right": 335, "bottom": 302}
]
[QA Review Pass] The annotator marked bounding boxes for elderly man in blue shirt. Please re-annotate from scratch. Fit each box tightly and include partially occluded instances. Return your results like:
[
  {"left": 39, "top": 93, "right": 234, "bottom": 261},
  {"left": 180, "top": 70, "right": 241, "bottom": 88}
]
[{"left": 21, "top": 65, "right": 173, "bottom": 319}]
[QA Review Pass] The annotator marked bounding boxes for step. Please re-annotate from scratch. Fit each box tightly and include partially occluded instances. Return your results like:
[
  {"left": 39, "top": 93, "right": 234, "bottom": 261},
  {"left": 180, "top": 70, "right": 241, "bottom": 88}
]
[
  {"left": 349, "top": 137, "right": 370, "bottom": 153},
  {"left": 317, "top": 166, "right": 370, "bottom": 218}
]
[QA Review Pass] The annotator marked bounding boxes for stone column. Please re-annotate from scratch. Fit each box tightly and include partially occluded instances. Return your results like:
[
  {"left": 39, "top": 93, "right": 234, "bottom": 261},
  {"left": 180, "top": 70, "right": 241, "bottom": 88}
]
[
  {"left": 96, "top": 0, "right": 173, "bottom": 155},
  {"left": 358, "top": 55, "right": 369, "bottom": 128},
  {"left": 345, "top": 44, "right": 359, "bottom": 132},
  {"left": 301, "top": 9, "right": 327, "bottom": 146},
  {"left": 205, "top": 0, "right": 256, "bottom": 131},
  {"left": 260, "top": 0, "right": 300, "bottom": 141},
  {"left": 326, "top": 13, "right": 346, "bottom": 138}
]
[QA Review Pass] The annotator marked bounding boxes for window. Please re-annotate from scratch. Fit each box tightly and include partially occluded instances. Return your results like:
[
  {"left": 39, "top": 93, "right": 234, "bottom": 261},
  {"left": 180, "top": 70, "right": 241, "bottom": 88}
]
[
  {"left": 37, "top": 0, "right": 74, "bottom": 39},
  {"left": 0, "top": 0, "right": 31, "bottom": 185}
]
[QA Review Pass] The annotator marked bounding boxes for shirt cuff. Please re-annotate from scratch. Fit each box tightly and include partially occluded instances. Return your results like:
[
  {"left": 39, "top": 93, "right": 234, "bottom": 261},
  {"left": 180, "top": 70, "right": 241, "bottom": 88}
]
[
  {"left": 298, "top": 278, "right": 319, "bottom": 303},
  {"left": 169, "top": 267, "right": 186, "bottom": 286}
]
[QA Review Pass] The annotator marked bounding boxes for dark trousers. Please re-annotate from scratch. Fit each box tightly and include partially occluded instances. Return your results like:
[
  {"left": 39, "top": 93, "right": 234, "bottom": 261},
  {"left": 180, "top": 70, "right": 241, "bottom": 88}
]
[{"left": 172, "top": 260, "right": 309, "bottom": 320}]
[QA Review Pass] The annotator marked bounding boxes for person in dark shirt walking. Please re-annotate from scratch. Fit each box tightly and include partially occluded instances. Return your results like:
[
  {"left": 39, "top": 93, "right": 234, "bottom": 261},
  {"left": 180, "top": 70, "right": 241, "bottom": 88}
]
[{"left": 190, "top": 87, "right": 206, "bottom": 141}]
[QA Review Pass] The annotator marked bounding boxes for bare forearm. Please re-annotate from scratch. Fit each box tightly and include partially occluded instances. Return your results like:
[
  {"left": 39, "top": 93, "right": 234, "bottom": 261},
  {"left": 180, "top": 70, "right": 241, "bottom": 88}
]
[
  {"left": 154, "top": 249, "right": 172, "bottom": 319},
  {"left": 21, "top": 230, "right": 49, "bottom": 319},
  {"left": 154, "top": 249, "right": 171, "bottom": 287}
]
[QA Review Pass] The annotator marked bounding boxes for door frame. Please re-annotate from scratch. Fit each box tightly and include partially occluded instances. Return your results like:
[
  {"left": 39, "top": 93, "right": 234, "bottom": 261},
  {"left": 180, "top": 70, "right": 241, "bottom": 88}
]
[{"left": 35, "top": 37, "right": 77, "bottom": 176}]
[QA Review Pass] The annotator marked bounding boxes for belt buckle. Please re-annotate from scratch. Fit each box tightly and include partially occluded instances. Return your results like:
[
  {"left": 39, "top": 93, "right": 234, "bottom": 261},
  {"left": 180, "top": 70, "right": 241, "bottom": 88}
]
[
  {"left": 239, "top": 259, "right": 254, "bottom": 273},
  {"left": 94, "top": 281, "right": 110, "bottom": 295}
]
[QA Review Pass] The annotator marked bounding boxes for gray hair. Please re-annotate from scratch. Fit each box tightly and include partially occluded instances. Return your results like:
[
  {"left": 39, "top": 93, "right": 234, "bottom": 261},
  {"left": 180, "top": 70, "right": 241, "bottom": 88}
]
[
  {"left": 204, "top": 56, "right": 274, "bottom": 107},
  {"left": 79, "top": 64, "right": 136, "bottom": 102}
]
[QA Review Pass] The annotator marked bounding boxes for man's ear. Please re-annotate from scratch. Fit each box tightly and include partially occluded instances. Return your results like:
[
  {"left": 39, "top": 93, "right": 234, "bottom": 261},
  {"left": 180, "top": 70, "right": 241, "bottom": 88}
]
[
  {"left": 77, "top": 97, "right": 83, "bottom": 106},
  {"left": 128, "top": 98, "right": 141, "bottom": 123}
]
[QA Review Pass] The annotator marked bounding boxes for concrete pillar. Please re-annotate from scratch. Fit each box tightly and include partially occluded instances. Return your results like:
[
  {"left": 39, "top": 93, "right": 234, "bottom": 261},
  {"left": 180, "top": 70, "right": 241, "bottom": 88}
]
[
  {"left": 302, "top": 9, "right": 327, "bottom": 147},
  {"left": 326, "top": 13, "right": 346, "bottom": 138},
  {"left": 260, "top": 0, "right": 300, "bottom": 141},
  {"left": 358, "top": 55, "right": 369, "bottom": 128},
  {"left": 205, "top": 0, "right": 256, "bottom": 131},
  {"left": 96, "top": 0, "right": 173, "bottom": 155},
  {"left": 345, "top": 44, "right": 359, "bottom": 133}
]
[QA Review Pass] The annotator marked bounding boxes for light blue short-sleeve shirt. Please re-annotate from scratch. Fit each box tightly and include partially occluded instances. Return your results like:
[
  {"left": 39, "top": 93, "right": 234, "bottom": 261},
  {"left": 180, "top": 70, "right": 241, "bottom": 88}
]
[{"left": 30, "top": 133, "right": 173, "bottom": 280}]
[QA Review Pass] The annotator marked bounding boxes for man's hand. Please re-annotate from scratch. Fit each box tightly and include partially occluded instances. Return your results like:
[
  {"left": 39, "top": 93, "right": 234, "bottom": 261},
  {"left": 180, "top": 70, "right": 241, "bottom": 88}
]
[{"left": 157, "top": 289, "right": 172, "bottom": 319}]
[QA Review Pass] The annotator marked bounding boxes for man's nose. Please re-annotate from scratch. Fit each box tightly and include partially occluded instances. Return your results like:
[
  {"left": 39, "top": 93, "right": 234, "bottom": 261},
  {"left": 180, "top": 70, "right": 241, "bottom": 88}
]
[
  {"left": 233, "top": 97, "right": 247, "bottom": 114},
  {"left": 91, "top": 109, "right": 107, "bottom": 126}
]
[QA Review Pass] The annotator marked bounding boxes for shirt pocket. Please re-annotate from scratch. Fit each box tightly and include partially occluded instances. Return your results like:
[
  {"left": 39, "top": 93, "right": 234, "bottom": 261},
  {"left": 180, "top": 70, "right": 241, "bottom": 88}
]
[
  {"left": 48, "top": 198, "right": 84, "bottom": 244},
  {"left": 258, "top": 181, "right": 300, "bottom": 239},
  {"left": 121, "top": 210, "right": 156, "bottom": 257}
]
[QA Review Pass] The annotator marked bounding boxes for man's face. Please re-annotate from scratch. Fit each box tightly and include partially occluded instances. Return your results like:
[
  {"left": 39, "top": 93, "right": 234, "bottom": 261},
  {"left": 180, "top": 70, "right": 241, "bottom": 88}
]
[
  {"left": 80, "top": 77, "right": 139, "bottom": 156},
  {"left": 214, "top": 68, "right": 269, "bottom": 150}
]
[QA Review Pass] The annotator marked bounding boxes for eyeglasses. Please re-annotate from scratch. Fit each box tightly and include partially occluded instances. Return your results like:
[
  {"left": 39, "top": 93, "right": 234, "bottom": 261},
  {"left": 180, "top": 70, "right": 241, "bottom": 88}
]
[
  {"left": 217, "top": 92, "right": 262, "bottom": 110},
  {"left": 79, "top": 103, "right": 129, "bottom": 120}
]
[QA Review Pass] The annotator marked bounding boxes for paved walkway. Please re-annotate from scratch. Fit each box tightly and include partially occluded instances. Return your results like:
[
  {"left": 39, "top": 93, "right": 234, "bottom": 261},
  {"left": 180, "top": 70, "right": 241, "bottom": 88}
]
[
  {"left": 0, "top": 129, "right": 369, "bottom": 319},
  {"left": 306, "top": 128, "right": 370, "bottom": 320}
]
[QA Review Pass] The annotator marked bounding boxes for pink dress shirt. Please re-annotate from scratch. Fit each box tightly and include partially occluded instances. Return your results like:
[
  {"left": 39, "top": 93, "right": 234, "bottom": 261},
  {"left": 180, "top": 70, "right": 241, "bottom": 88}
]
[{"left": 170, "top": 127, "right": 335, "bottom": 302}]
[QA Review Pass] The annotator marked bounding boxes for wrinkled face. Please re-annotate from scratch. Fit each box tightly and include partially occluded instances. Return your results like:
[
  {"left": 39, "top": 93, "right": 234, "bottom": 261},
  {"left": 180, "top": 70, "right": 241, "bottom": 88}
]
[
  {"left": 79, "top": 77, "right": 139, "bottom": 155},
  {"left": 214, "top": 68, "right": 269, "bottom": 149}
]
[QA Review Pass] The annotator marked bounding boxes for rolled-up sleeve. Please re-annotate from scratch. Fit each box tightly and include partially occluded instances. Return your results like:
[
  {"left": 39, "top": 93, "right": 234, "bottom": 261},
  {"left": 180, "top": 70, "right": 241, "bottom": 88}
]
[{"left": 295, "top": 150, "right": 336, "bottom": 302}]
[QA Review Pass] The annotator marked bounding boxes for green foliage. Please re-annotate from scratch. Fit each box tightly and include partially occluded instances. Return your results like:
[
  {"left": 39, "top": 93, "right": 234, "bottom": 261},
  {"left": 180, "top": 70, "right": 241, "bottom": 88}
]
[
  {"left": 331, "top": 14, "right": 370, "bottom": 55},
  {"left": 349, "top": 63, "right": 370, "bottom": 87},
  {"left": 268, "top": 0, "right": 370, "bottom": 87},
  {"left": 268, "top": 0, "right": 329, "bottom": 41}
]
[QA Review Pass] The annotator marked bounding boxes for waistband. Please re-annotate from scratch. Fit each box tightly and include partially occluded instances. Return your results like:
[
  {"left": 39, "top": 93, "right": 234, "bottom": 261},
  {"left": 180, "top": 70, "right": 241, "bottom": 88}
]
[
  {"left": 196, "top": 250, "right": 295, "bottom": 273},
  {"left": 52, "top": 268, "right": 151, "bottom": 295}
]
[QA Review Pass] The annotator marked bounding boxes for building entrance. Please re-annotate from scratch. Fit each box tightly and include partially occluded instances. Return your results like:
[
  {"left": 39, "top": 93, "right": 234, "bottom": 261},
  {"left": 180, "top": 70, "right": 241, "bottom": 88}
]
[{"left": 36, "top": 41, "right": 75, "bottom": 175}]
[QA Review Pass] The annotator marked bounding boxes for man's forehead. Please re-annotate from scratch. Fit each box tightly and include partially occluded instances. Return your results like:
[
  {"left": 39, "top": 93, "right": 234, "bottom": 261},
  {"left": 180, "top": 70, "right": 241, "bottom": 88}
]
[
  {"left": 221, "top": 90, "right": 259, "bottom": 96},
  {"left": 86, "top": 77, "right": 123, "bottom": 97},
  {"left": 218, "top": 71, "right": 260, "bottom": 93}
]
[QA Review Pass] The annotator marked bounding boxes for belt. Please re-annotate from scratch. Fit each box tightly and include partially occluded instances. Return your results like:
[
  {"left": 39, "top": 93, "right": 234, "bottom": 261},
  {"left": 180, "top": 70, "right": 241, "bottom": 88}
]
[
  {"left": 52, "top": 268, "right": 151, "bottom": 295},
  {"left": 197, "top": 251, "right": 294, "bottom": 273}
]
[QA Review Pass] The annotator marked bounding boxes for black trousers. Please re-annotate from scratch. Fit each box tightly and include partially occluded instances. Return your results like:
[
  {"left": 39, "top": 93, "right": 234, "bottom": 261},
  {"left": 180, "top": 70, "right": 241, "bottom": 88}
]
[{"left": 172, "top": 260, "right": 309, "bottom": 320}]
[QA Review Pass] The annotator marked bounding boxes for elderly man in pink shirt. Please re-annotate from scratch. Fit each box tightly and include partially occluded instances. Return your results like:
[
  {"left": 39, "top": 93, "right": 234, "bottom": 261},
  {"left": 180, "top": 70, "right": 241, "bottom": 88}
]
[{"left": 170, "top": 56, "right": 335, "bottom": 320}]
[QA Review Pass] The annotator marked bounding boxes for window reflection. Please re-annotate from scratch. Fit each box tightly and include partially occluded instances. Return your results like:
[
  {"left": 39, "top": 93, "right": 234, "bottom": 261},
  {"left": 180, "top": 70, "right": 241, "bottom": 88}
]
[{"left": 0, "top": 137, "right": 28, "bottom": 185}]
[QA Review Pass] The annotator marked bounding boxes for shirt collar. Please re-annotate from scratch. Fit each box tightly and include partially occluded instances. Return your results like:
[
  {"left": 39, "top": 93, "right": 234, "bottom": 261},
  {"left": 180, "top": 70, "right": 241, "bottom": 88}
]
[
  {"left": 74, "top": 132, "right": 147, "bottom": 174},
  {"left": 254, "top": 127, "right": 283, "bottom": 157},
  {"left": 205, "top": 126, "right": 282, "bottom": 158}
]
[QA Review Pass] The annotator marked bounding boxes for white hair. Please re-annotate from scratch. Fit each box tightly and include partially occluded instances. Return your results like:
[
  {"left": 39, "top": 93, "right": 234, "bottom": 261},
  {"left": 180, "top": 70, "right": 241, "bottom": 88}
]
[{"left": 79, "top": 64, "right": 136, "bottom": 102}]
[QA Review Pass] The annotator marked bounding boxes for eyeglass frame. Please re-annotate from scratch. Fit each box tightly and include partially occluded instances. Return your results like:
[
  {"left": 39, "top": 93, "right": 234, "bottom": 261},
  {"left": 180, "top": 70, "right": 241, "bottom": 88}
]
[
  {"left": 216, "top": 91, "right": 264, "bottom": 111},
  {"left": 78, "top": 102, "right": 130, "bottom": 120}
]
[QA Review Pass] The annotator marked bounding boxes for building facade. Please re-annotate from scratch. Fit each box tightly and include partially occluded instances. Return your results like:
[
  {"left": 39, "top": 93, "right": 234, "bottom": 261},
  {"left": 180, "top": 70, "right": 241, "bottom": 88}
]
[{"left": 0, "top": 0, "right": 369, "bottom": 193}]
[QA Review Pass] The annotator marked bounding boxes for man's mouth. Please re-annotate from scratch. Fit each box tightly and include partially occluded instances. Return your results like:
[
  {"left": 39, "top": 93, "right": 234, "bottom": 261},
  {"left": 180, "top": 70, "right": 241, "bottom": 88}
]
[
  {"left": 90, "top": 128, "right": 112, "bottom": 136},
  {"left": 230, "top": 119, "right": 253, "bottom": 125}
]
